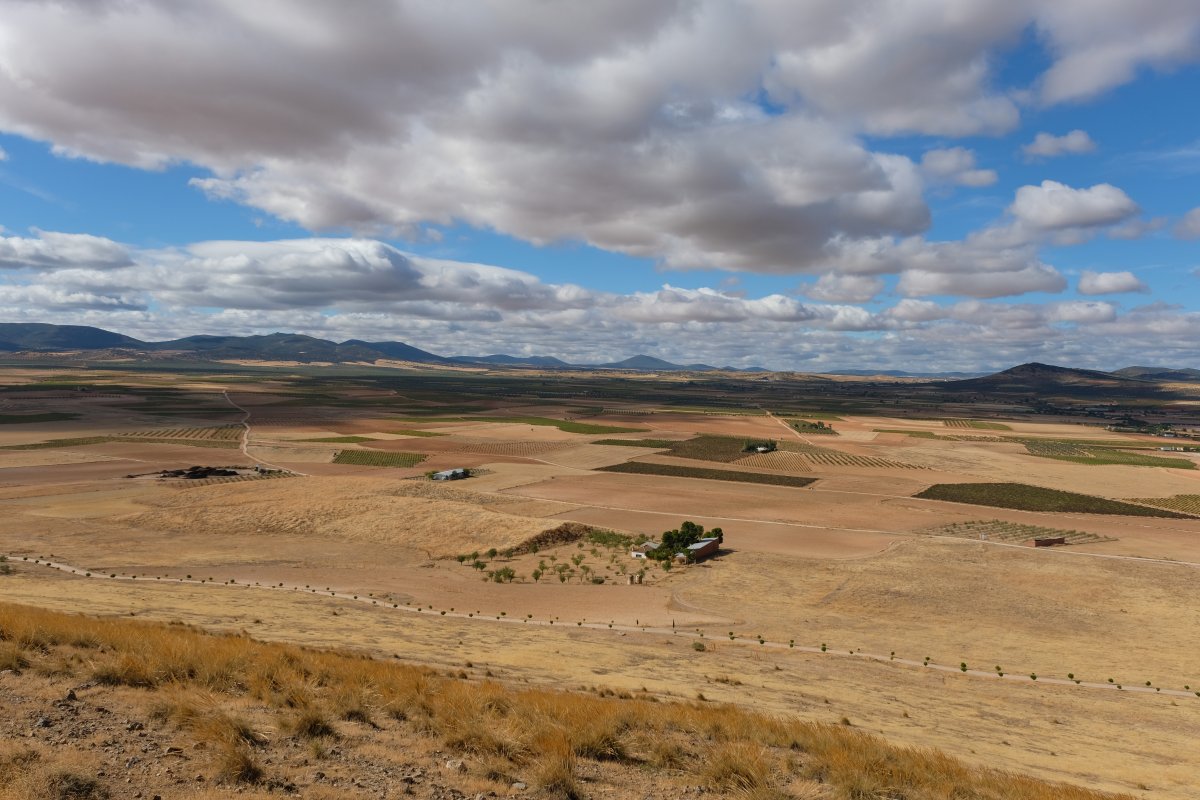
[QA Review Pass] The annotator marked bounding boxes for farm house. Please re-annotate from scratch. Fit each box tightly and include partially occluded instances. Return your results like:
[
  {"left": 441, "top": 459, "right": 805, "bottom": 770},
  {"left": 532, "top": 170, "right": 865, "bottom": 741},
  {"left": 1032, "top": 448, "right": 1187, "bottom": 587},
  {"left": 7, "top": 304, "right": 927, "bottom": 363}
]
[
  {"left": 672, "top": 537, "right": 720, "bottom": 563},
  {"left": 431, "top": 468, "right": 468, "bottom": 481}
]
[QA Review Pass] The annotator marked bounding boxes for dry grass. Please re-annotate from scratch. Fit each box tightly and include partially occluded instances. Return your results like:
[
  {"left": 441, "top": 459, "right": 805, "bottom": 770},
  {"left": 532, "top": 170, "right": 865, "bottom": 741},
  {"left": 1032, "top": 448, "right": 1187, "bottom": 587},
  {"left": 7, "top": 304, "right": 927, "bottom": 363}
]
[
  {"left": 0, "top": 602, "right": 1132, "bottom": 800},
  {"left": 0, "top": 744, "right": 108, "bottom": 800},
  {"left": 127, "top": 475, "right": 553, "bottom": 556}
]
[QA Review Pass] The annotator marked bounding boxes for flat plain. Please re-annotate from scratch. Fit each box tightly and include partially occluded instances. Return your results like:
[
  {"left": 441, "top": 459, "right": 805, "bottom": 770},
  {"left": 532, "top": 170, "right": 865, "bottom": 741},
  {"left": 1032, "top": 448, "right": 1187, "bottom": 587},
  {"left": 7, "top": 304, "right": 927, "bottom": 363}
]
[{"left": 3, "top": 361, "right": 1200, "bottom": 798}]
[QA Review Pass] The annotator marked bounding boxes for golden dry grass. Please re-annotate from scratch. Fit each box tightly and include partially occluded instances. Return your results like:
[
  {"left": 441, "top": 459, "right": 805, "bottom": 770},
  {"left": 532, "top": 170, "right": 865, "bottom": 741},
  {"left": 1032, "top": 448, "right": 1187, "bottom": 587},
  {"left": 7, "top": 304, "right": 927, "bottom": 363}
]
[
  {"left": 0, "top": 602, "right": 1132, "bottom": 800},
  {"left": 126, "top": 475, "right": 555, "bottom": 557}
]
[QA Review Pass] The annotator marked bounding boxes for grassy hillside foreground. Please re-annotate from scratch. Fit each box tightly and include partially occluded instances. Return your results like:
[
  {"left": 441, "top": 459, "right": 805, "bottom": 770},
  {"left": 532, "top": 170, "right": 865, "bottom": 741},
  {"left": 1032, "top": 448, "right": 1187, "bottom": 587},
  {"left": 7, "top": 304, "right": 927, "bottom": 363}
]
[{"left": 0, "top": 603, "right": 1130, "bottom": 800}]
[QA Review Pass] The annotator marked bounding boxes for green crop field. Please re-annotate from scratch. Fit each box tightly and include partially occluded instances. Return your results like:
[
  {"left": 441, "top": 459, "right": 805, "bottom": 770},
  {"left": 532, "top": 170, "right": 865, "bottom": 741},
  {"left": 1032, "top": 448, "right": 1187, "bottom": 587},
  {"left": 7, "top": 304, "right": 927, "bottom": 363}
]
[
  {"left": 1023, "top": 440, "right": 1197, "bottom": 469},
  {"left": 0, "top": 436, "right": 114, "bottom": 450},
  {"left": 779, "top": 440, "right": 921, "bottom": 468},
  {"left": 779, "top": 411, "right": 844, "bottom": 420},
  {"left": 943, "top": 419, "right": 1012, "bottom": 430},
  {"left": 1, "top": 435, "right": 239, "bottom": 450},
  {"left": 332, "top": 450, "right": 427, "bottom": 467},
  {"left": 663, "top": 435, "right": 753, "bottom": 463},
  {"left": 872, "top": 429, "right": 1007, "bottom": 443},
  {"left": 915, "top": 482, "right": 1194, "bottom": 517},
  {"left": 591, "top": 438, "right": 677, "bottom": 447},
  {"left": 0, "top": 412, "right": 80, "bottom": 424},
  {"left": 1125, "top": 494, "right": 1200, "bottom": 515},
  {"left": 598, "top": 461, "right": 817, "bottom": 487},
  {"left": 121, "top": 426, "right": 243, "bottom": 441},
  {"left": 921, "top": 519, "right": 1117, "bottom": 546},
  {"left": 468, "top": 416, "right": 647, "bottom": 434},
  {"left": 390, "top": 415, "right": 647, "bottom": 434},
  {"left": 390, "top": 428, "right": 449, "bottom": 438}
]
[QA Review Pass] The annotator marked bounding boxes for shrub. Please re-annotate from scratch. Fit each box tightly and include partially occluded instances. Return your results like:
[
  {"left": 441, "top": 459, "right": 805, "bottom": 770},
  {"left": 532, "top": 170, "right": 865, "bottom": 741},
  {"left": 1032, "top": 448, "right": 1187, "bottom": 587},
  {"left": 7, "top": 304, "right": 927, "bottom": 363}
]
[
  {"left": 285, "top": 708, "right": 337, "bottom": 739},
  {"left": 692, "top": 641, "right": 706, "bottom": 652}
]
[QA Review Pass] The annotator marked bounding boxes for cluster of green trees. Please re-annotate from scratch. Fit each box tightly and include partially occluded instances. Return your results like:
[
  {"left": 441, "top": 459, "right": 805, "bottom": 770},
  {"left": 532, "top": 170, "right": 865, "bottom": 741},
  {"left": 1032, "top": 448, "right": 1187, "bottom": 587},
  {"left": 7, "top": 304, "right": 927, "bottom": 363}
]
[{"left": 646, "top": 520, "right": 723, "bottom": 562}]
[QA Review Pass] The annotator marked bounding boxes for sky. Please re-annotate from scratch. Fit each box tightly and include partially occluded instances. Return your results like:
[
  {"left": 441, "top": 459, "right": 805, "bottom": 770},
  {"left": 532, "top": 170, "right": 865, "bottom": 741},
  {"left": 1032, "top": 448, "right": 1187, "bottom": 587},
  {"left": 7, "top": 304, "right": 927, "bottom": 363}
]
[{"left": 0, "top": 1, "right": 1198, "bottom": 372}]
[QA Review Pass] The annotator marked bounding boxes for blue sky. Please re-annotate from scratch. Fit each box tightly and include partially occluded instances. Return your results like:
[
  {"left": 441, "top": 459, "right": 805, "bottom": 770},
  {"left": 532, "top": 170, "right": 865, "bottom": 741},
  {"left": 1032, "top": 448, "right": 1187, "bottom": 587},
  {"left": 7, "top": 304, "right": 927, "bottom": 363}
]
[{"left": 0, "top": 2, "right": 1197, "bottom": 371}]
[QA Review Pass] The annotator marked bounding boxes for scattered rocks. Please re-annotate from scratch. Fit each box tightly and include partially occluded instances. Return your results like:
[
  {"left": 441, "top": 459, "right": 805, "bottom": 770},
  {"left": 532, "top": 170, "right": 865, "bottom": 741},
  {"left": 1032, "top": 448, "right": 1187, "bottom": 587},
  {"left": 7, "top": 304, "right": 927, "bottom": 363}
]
[{"left": 445, "top": 759, "right": 467, "bottom": 773}]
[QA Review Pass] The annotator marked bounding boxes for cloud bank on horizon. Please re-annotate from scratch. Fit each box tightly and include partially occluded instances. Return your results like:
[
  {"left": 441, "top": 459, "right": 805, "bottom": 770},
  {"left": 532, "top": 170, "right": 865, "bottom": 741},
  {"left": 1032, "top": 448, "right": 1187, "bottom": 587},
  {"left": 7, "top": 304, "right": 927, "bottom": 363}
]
[{"left": 0, "top": 0, "right": 1197, "bottom": 371}]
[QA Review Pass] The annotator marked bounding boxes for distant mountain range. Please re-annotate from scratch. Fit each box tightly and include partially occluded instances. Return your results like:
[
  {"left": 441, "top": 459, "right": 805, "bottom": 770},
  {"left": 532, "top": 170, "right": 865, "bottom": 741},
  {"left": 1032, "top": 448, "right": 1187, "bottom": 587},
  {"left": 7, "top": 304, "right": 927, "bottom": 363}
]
[
  {"left": 0, "top": 324, "right": 1196, "bottom": 385},
  {"left": 0, "top": 323, "right": 765, "bottom": 372}
]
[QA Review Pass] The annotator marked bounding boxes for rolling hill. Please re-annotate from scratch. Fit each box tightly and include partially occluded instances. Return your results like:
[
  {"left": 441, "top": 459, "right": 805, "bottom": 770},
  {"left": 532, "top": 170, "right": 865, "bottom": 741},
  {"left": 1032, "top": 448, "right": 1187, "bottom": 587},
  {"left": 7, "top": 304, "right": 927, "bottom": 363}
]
[
  {"left": 939, "top": 362, "right": 1160, "bottom": 396},
  {"left": 1113, "top": 365, "right": 1200, "bottom": 382}
]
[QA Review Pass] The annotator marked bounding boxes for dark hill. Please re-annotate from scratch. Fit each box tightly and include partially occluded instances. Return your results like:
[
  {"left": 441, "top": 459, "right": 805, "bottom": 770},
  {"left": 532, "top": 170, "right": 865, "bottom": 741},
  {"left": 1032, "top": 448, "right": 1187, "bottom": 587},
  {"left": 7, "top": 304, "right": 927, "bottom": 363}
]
[
  {"left": 342, "top": 339, "right": 448, "bottom": 363},
  {"left": 0, "top": 323, "right": 145, "bottom": 351},
  {"left": 598, "top": 354, "right": 718, "bottom": 371},
  {"left": 449, "top": 354, "right": 575, "bottom": 368},
  {"left": 153, "top": 333, "right": 381, "bottom": 362},
  {"left": 939, "top": 362, "right": 1159, "bottom": 397},
  {"left": 1113, "top": 366, "right": 1200, "bottom": 382}
]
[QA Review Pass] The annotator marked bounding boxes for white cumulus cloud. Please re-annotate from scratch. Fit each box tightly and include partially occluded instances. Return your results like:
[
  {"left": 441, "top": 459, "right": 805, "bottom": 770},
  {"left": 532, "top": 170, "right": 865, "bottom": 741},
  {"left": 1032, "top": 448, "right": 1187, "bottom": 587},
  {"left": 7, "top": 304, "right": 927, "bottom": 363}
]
[
  {"left": 1022, "top": 130, "right": 1096, "bottom": 158},
  {"left": 1175, "top": 207, "right": 1200, "bottom": 239},
  {"left": 1077, "top": 270, "right": 1149, "bottom": 295},
  {"left": 920, "top": 147, "right": 997, "bottom": 187},
  {"left": 1009, "top": 181, "right": 1138, "bottom": 231}
]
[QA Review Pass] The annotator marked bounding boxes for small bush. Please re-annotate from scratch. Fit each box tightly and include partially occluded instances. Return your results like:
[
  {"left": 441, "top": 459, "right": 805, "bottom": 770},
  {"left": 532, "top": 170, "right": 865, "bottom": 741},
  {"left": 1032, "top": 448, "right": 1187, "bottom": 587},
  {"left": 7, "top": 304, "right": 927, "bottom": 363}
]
[
  {"left": 530, "top": 730, "right": 581, "bottom": 798},
  {"left": 285, "top": 708, "right": 338, "bottom": 739}
]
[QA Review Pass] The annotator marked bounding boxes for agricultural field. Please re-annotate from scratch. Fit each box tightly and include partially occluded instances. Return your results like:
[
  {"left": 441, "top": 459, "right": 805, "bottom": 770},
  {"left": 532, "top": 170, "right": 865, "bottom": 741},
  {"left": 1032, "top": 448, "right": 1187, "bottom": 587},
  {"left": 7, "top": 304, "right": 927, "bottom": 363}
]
[
  {"left": 331, "top": 449, "right": 426, "bottom": 467},
  {"left": 1, "top": 434, "right": 240, "bottom": 450},
  {"left": 0, "top": 412, "right": 79, "bottom": 424},
  {"left": 944, "top": 418, "right": 1012, "bottom": 430},
  {"left": 3, "top": 362, "right": 1200, "bottom": 798},
  {"left": 733, "top": 450, "right": 812, "bottom": 471},
  {"left": 120, "top": 425, "right": 244, "bottom": 441},
  {"left": 662, "top": 434, "right": 756, "bottom": 462},
  {"left": 469, "top": 416, "right": 647, "bottom": 434},
  {"left": 921, "top": 519, "right": 1117, "bottom": 546},
  {"left": 1125, "top": 494, "right": 1200, "bottom": 515},
  {"left": 915, "top": 482, "right": 1195, "bottom": 517},
  {"left": 590, "top": 437, "right": 676, "bottom": 447},
  {"left": 598, "top": 460, "right": 818, "bottom": 487},
  {"left": 789, "top": 419, "right": 839, "bottom": 434},
  {"left": 1023, "top": 440, "right": 1197, "bottom": 469},
  {"left": 298, "top": 435, "right": 378, "bottom": 443},
  {"left": 779, "top": 440, "right": 922, "bottom": 469}
]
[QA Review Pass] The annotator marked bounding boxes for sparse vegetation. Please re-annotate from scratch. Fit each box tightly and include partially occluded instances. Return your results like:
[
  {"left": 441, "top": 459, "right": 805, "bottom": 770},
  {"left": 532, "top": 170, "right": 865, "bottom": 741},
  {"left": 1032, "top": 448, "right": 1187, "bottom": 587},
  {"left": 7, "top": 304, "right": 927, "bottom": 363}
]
[
  {"left": 0, "top": 603, "right": 1133, "bottom": 800},
  {"left": 790, "top": 419, "right": 838, "bottom": 434},
  {"left": 922, "top": 519, "right": 1117, "bottom": 546}
]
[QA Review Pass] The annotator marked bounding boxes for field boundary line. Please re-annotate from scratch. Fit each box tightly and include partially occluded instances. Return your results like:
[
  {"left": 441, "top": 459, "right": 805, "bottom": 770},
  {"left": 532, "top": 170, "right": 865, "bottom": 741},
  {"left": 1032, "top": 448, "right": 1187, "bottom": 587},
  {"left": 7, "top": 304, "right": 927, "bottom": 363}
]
[{"left": 7, "top": 554, "right": 1198, "bottom": 701}]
